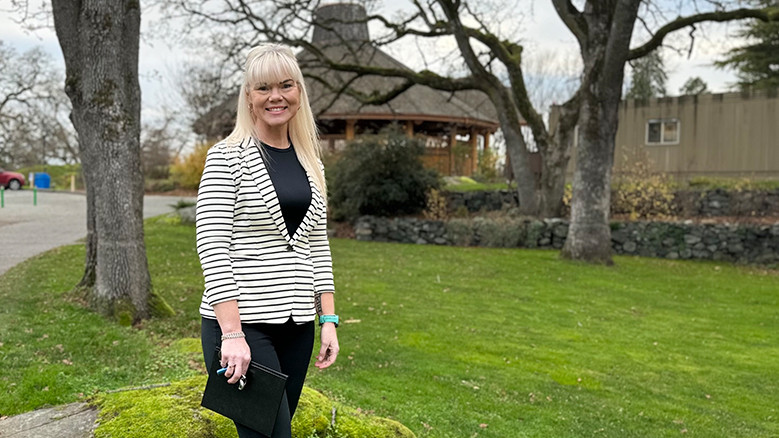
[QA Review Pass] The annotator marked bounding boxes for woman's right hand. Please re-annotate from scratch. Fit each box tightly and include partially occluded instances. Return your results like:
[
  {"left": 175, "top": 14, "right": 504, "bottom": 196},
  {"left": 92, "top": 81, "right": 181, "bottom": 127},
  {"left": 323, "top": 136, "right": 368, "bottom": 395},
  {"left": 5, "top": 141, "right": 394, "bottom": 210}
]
[{"left": 219, "top": 337, "right": 252, "bottom": 384}]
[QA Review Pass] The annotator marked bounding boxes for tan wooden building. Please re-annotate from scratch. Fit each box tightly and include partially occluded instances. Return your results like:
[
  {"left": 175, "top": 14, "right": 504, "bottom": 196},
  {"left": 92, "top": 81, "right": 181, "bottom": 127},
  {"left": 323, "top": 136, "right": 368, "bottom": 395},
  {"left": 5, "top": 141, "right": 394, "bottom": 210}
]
[{"left": 609, "top": 89, "right": 779, "bottom": 179}]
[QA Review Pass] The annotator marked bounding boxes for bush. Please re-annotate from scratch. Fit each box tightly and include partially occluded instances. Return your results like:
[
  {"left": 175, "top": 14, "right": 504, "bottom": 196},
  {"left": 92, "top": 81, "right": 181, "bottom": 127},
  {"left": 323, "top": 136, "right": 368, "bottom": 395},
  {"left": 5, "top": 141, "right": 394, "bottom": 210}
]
[
  {"left": 472, "top": 145, "right": 501, "bottom": 182},
  {"left": 328, "top": 128, "right": 440, "bottom": 221},
  {"left": 423, "top": 188, "right": 448, "bottom": 220},
  {"left": 687, "top": 176, "right": 779, "bottom": 191},
  {"left": 611, "top": 147, "right": 676, "bottom": 220},
  {"left": 170, "top": 142, "right": 211, "bottom": 191}
]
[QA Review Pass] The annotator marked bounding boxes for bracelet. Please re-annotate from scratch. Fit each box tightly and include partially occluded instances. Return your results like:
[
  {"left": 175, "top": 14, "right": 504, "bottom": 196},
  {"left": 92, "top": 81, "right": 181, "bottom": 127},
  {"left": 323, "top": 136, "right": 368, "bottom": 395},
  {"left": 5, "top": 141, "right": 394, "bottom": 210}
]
[{"left": 220, "top": 331, "right": 245, "bottom": 341}]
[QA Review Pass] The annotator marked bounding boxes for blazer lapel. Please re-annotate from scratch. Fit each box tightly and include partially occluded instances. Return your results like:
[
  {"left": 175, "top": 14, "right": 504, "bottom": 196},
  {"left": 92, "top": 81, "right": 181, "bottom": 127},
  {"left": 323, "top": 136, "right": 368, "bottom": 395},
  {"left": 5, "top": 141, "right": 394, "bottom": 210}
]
[
  {"left": 290, "top": 172, "right": 325, "bottom": 243},
  {"left": 241, "top": 137, "right": 292, "bottom": 243}
]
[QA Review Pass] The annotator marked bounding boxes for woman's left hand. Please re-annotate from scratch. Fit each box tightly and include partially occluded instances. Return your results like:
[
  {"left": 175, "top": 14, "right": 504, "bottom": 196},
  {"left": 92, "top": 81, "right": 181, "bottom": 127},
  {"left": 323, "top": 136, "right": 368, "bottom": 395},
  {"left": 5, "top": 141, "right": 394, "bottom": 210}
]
[{"left": 315, "top": 323, "right": 339, "bottom": 369}]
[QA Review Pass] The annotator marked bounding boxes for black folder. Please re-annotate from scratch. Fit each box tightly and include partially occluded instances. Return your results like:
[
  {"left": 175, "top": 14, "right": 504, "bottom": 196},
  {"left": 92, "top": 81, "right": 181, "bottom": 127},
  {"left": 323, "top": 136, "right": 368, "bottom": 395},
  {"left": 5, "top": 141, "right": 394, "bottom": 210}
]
[{"left": 201, "top": 349, "right": 288, "bottom": 436}]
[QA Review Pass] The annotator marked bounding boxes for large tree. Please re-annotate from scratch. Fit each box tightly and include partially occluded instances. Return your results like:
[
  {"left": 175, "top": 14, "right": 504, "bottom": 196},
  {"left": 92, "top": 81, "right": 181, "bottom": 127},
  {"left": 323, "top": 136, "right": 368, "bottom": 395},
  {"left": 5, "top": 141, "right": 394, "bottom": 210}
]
[
  {"left": 173, "top": 0, "right": 778, "bottom": 264},
  {"left": 51, "top": 0, "right": 161, "bottom": 321},
  {"left": 716, "top": 0, "right": 779, "bottom": 90}
]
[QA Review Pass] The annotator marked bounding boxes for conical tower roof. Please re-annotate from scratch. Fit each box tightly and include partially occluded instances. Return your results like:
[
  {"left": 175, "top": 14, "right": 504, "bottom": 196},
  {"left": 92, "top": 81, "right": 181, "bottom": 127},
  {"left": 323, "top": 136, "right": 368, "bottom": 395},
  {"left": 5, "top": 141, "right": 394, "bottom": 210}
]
[{"left": 303, "top": 3, "right": 499, "bottom": 132}]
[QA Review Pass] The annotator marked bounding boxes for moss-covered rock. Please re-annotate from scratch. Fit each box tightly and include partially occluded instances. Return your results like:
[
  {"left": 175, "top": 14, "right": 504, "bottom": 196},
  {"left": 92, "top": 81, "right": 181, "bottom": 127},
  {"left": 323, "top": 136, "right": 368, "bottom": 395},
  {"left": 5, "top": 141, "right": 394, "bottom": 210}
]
[
  {"left": 92, "top": 376, "right": 235, "bottom": 438},
  {"left": 92, "top": 377, "right": 415, "bottom": 438}
]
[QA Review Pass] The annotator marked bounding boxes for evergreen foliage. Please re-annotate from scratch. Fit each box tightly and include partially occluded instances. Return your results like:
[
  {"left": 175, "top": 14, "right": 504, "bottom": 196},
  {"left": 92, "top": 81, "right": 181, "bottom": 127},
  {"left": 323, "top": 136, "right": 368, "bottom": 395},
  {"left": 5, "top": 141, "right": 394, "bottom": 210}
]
[
  {"left": 715, "top": 0, "right": 779, "bottom": 90},
  {"left": 678, "top": 76, "right": 709, "bottom": 95},
  {"left": 626, "top": 51, "right": 667, "bottom": 100},
  {"left": 328, "top": 127, "right": 440, "bottom": 221}
]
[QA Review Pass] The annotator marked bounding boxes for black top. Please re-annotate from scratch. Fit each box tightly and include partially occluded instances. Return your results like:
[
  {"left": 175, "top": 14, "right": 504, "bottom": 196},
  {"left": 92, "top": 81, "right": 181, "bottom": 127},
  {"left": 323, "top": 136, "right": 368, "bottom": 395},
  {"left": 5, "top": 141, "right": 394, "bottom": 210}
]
[{"left": 260, "top": 141, "right": 312, "bottom": 237}]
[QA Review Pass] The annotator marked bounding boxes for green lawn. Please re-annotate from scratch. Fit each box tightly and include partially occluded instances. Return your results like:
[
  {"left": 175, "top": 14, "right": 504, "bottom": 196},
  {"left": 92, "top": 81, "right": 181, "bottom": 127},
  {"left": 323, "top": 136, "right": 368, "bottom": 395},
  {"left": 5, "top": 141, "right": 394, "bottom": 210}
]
[{"left": 1, "top": 217, "right": 777, "bottom": 437}]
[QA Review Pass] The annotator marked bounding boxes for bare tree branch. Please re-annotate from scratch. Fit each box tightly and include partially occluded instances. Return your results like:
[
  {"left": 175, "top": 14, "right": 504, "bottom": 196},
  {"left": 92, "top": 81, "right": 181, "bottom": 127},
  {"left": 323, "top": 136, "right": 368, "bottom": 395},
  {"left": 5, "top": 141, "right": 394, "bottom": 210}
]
[
  {"left": 629, "top": 7, "right": 778, "bottom": 60},
  {"left": 551, "top": 0, "right": 587, "bottom": 45}
]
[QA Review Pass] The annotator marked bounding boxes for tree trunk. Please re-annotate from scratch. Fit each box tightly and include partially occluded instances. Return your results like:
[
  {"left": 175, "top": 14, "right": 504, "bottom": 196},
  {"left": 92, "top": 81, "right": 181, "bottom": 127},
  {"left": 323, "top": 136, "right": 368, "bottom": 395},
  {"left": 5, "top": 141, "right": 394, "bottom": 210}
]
[
  {"left": 539, "top": 98, "right": 578, "bottom": 218},
  {"left": 561, "top": 1, "right": 641, "bottom": 264},
  {"left": 537, "top": 137, "right": 572, "bottom": 218},
  {"left": 76, "top": 172, "right": 96, "bottom": 289},
  {"left": 488, "top": 90, "right": 540, "bottom": 215},
  {"left": 52, "top": 0, "right": 152, "bottom": 322}
]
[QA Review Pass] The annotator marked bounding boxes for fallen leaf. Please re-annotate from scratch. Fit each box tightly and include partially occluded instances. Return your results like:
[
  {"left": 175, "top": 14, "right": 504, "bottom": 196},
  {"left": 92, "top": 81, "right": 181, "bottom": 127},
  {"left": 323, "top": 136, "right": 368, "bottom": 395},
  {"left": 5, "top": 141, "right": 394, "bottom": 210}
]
[
  {"left": 62, "top": 359, "right": 73, "bottom": 365},
  {"left": 42, "top": 386, "right": 49, "bottom": 391},
  {"left": 479, "top": 423, "right": 488, "bottom": 428}
]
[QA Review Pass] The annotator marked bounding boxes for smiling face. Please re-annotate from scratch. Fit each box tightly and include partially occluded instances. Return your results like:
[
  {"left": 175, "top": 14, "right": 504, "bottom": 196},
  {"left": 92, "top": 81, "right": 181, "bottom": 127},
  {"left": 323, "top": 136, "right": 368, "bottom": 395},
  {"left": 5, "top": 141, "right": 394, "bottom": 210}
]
[{"left": 248, "top": 78, "right": 301, "bottom": 133}]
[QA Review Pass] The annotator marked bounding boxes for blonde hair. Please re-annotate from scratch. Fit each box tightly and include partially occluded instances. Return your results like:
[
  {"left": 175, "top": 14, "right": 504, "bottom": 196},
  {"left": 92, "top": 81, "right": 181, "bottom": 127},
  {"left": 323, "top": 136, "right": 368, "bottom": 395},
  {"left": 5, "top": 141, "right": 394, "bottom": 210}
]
[{"left": 226, "top": 43, "right": 326, "bottom": 201}]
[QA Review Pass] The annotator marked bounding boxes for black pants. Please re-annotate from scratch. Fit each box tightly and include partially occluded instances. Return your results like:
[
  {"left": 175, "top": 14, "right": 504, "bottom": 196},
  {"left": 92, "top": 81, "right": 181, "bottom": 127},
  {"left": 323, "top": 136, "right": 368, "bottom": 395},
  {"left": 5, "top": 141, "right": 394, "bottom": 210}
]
[{"left": 201, "top": 317, "right": 315, "bottom": 438}]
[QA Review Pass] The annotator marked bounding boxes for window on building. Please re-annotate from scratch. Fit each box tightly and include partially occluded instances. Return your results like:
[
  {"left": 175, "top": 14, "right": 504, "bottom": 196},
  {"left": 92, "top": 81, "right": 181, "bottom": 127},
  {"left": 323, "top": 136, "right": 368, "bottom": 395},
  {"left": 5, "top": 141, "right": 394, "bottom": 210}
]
[{"left": 646, "top": 119, "right": 680, "bottom": 145}]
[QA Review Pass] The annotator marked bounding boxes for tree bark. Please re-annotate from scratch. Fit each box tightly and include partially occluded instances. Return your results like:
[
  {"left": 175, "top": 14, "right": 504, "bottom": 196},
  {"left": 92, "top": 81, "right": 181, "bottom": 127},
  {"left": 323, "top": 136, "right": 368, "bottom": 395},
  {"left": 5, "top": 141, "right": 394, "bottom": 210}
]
[
  {"left": 561, "top": 1, "right": 641, "bottom": 264},
  {"left": 538, "top": 96, "right": 579, "bottom": 218},
  {"left": 488, "top": 91, "right": 539, "bottom": 215},
  {"left": 76, "top": 172, "right": 96, "bottom": 289},
  {"left": 52, "top": 0, "right": 152, "bottom": 321}
]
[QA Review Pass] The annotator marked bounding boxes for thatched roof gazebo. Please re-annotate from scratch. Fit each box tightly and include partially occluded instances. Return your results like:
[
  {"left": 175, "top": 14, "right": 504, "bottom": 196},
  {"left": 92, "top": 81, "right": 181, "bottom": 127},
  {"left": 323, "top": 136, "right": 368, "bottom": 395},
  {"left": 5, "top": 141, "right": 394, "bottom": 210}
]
[{"left": 194, "top": 2, "right": 501, "bottom": 176}]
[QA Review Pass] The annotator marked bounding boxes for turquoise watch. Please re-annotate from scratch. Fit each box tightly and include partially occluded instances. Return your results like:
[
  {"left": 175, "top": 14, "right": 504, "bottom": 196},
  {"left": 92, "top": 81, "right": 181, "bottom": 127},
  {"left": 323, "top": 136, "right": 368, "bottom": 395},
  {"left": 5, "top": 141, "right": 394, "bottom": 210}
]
[{"left": 319, "top": 314, "right": 339, "bottom": 328}]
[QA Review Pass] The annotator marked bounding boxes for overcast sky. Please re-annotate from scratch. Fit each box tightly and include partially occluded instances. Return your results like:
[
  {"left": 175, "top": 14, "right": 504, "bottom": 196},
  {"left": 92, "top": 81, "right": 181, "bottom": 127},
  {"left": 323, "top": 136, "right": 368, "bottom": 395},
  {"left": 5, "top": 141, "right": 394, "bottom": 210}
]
[{"left": 0, "top": 0, "right": 749, "bottom": 125}]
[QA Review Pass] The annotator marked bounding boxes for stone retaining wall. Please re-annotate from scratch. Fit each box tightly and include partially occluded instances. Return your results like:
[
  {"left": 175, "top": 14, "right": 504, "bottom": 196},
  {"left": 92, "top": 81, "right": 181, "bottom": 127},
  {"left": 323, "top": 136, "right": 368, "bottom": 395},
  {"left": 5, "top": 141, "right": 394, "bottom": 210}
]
[
  {"left": 446, "top": 188, "right": 779, "bottom": 217},
  {"left": 355, "top": 216, "right": 779, "bottom": 265}
]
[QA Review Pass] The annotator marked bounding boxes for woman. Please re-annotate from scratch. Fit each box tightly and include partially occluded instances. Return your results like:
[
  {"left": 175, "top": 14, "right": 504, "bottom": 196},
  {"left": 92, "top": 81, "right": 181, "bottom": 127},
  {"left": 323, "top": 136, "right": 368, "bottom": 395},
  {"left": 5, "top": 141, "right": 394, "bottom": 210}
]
[{"left": 196, "top": 43, "right": 339, "bottom": 438}]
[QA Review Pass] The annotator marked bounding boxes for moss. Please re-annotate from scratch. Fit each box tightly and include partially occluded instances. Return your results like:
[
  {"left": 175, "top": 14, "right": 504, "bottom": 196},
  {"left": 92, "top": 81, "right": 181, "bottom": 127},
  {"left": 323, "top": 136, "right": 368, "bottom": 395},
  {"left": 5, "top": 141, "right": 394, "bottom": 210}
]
[
  {"left": 332, "top": 404, "right": 415, "bottom": 438},
  {"left": 93, "top": 375, "right": 235, "bottom": 438},
  {"left": 93, "top": 378, "right": 415, "bottom": 438},
  {"left": 172, "top": 337, "right": 203, "bottom": 355},
  {"left": 150, "top": 289, "right": 175, "bottom": 317},
  {"left": 291, "top": 386, "right": 333, "bottom": 437}
]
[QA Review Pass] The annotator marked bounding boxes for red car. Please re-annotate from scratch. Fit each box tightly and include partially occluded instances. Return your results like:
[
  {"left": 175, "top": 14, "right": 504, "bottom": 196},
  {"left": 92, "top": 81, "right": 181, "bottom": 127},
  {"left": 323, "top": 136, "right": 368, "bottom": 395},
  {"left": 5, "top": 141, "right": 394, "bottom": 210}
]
[{"left": 0, "top": 169, "right": 25, "bottom": 190}]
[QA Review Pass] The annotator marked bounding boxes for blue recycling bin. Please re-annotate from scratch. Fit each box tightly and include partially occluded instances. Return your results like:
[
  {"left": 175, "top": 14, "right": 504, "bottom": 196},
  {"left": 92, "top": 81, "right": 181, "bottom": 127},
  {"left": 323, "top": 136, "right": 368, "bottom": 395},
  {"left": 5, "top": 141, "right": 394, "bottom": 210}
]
[{"left": 34, "top": 172, "right": 51, "bottom": 189}]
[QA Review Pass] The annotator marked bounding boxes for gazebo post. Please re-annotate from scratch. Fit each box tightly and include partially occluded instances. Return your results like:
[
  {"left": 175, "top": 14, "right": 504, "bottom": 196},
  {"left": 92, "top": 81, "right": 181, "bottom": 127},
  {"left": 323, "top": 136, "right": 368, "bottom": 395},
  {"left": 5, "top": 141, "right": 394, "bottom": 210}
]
[
  {"left": 405, "top": 120, "right": 414, "bottom": 138},
  {"left": 449, "top": 126, "right": 457, "bottom": 176},
  {"left": 346, "top": 119, "right": 356, "bottom": 140},
  {"left": 469, "top": 127, "right": 478, "bottom": 176}
]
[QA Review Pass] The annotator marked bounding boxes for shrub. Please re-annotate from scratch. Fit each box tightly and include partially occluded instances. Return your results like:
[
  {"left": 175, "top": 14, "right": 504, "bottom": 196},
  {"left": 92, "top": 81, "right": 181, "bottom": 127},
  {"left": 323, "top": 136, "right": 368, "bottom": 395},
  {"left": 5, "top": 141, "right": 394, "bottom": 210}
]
[
  {"left": 472, "top": 145, "right": 501, "bottom": 182},
  {"left": 611, "top": 147, "right": 676, "bottom": 220},
  {"left": 170, "top": 142, "right": 211, "bottom": 191},
  {"left": 423, "top": 188, "right": 448, "bottom": 220},
  {"left": 687, "top": 176, "right": 779, "bottom": 191},
  {"left": 328, "top": 128, "right": 440, "bottom": 221}
]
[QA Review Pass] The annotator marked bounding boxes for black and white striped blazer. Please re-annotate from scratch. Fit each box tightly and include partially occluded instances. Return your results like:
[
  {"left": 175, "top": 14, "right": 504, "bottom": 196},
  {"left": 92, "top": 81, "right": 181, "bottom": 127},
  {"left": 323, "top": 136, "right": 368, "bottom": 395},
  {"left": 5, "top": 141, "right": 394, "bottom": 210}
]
[{"left": 196, "top": 137, "right": 334, "bottom": 324}]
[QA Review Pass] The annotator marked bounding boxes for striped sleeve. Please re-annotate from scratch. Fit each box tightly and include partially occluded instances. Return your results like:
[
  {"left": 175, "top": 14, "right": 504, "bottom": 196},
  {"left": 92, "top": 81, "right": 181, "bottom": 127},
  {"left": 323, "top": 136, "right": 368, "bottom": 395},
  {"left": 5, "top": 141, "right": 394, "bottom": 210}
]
[
  {"left": 196, "top": 146, "right": 239, "bottom": 306},
  {"left": 311, "top": 162, "right": 335, "bottom": 294}
]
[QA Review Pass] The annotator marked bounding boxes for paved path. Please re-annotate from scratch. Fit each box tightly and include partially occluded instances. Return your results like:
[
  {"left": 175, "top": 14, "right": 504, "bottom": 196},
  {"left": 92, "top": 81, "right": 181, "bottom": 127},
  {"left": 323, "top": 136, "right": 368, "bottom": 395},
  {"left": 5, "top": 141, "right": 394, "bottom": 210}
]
[{"left": 0, "top": 190, "right": 195, "bottom": 276}]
